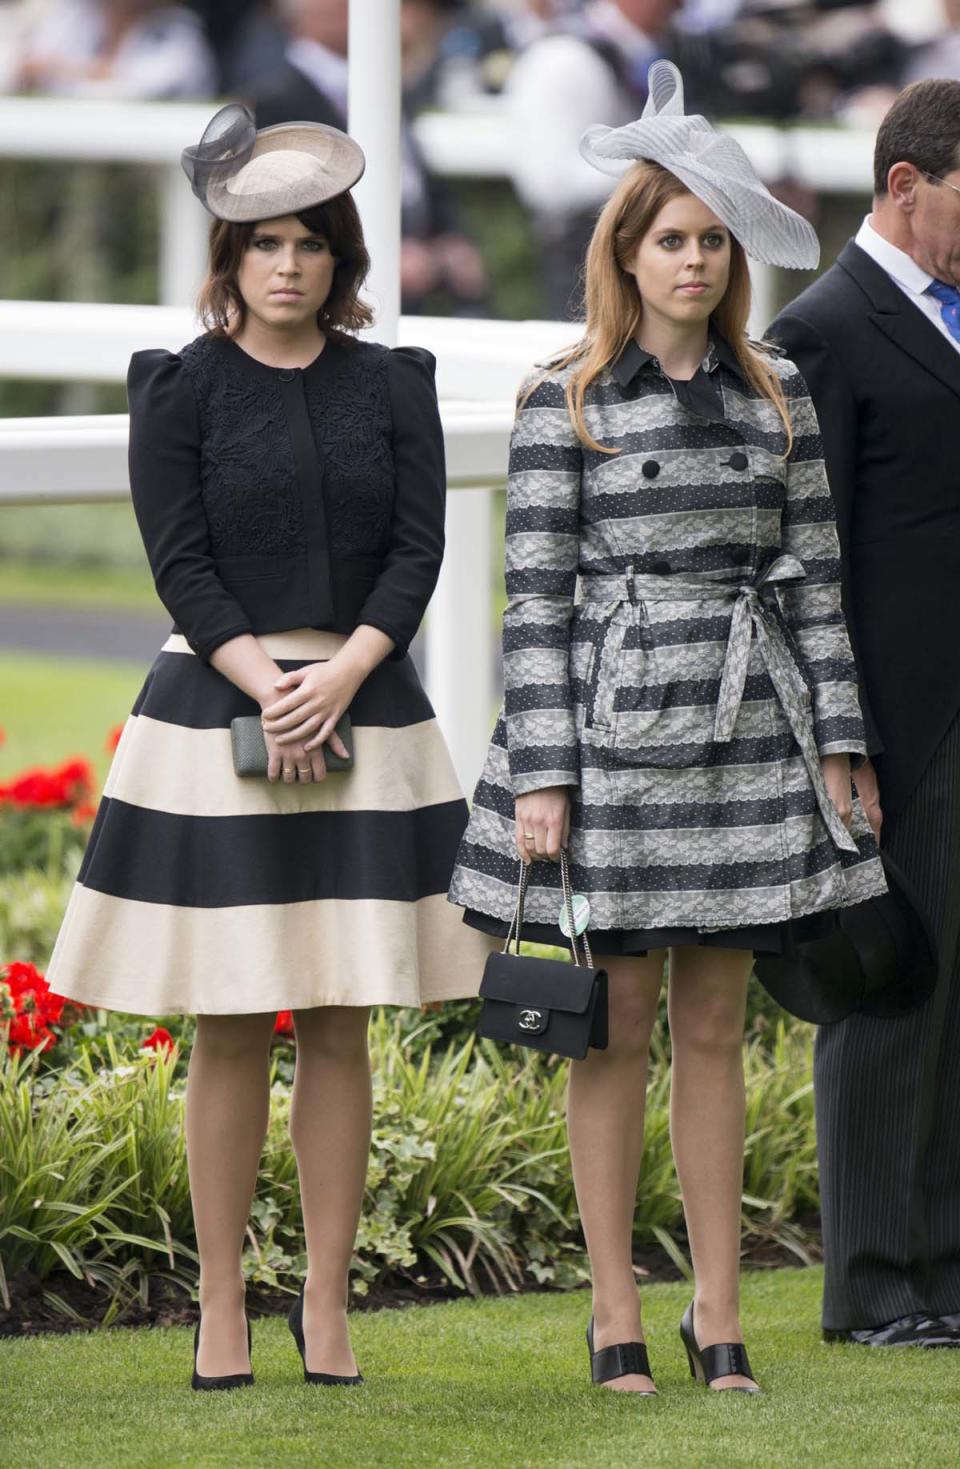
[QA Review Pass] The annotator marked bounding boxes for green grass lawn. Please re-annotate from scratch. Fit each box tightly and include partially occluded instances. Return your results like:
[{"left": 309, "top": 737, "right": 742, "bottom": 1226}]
[
  {"left": 0, "top": 652, "right": 143, "bottom": 785},
  {"left": 2, "top": 1269, "right": 957, "bottom": 1469},
  {"left": 0, "top": 560, "right": 159, "bottom": 613}
]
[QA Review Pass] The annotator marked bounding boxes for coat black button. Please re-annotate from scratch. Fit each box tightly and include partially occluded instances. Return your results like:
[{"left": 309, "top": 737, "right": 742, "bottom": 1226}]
[
  {"left": 728, "top": 451, "right": 748, "bottom": 471},
  {"left": 278, "top": 369, "right": 298, "bottom": 382},
  {"left": 642, "top": 461, "right": 660, "bottom": 480},
  {"left": 651, "top": 559, "right": 671, "bottom": 575}
]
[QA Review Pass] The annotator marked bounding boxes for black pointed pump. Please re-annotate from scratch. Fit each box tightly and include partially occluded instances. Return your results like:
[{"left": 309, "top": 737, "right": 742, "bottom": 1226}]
[
  {"left": 288, "top": 1290, "right": 363, "bottom": 1386},
  {"left": 191, "top": 1316, "right": 254, "bottom": 1391}
]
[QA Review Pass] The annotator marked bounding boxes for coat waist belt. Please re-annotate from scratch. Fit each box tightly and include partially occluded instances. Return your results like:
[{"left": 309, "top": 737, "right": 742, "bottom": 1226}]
[{"left": 577, "top": 557, "right": 858, "bottom": 854}]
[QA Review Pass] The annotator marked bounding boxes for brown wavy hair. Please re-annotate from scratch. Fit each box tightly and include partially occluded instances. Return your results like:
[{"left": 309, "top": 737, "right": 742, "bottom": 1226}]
[
  {"left": 196, "top": 193, "right": 373, "bottom": 338},
  {"left": 539, "top": 161, "right": 793, "bottom": 456}
]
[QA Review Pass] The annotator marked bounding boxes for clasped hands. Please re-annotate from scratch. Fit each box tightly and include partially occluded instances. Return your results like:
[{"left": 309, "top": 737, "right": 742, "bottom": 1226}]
[{"left": 260, "top": 658, "right": 357, "bottom": 784}]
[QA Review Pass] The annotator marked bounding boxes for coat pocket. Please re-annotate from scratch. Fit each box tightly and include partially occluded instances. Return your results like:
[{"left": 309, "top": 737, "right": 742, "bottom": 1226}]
[{"left": 581, "top": 609, "right": 632, "bottom": 736}]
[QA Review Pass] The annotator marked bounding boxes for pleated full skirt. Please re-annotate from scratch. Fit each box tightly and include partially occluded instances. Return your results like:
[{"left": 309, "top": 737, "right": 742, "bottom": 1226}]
[{"left": 47, "top": 630, "right": 491, "bottom": 1015}]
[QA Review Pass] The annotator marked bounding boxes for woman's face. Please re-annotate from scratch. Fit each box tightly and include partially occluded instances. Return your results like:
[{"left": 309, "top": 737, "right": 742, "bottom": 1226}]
[
  {"left": 626, "top": 192, "right": 731, "bottom": 326},
  {"left": 235, "top": 214, "right": 338, "bottom": 330}
]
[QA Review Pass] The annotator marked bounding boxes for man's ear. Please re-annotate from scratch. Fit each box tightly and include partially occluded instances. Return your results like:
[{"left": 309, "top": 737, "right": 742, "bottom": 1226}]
[{"left": 886, "top": 160, "right": 920, "bottom": 214}]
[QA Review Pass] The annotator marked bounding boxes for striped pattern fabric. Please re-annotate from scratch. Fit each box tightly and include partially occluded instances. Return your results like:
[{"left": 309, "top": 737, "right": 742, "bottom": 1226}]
[
  {"left": 449, "top": 339, "right": 886, "bottom": 935},
  {"left": 815, "top": 714, "right": 960, "bottom": 1329},
  {"left": 47, "top": 631, "right": 491, "bottom": 1015}
]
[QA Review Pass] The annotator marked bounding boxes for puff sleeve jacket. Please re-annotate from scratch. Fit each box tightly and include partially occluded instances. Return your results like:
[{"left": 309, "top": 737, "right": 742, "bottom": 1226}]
[{"left": 127, "top": 335, "right": 446, "bottom": 662}]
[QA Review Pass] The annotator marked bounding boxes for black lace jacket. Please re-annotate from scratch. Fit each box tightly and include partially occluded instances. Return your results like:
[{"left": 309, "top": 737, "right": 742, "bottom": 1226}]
[{"left": 126, "top": 334, "right": 446, "bottom": 662}]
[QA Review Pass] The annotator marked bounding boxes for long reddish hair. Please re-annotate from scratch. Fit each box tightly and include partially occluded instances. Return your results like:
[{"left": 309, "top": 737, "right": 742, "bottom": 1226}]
[{"left": 540, "top": 161, "right": 793, "bottom": 455}]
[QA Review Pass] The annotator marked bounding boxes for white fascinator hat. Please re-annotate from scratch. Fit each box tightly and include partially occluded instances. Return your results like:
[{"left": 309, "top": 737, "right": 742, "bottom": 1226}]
[{"left": 579, "top": 61, "right": 820, "bottom": 271}]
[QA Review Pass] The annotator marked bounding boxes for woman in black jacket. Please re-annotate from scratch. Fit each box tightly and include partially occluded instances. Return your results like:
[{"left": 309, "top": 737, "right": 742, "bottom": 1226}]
[{"left": 47, "top": 104, "right": 488, "bottom": 1390}]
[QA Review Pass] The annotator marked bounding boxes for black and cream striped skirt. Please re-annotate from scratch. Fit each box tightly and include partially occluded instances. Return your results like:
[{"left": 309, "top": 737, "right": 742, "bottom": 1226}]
[{"left": 47, "top": 630, "right": 492, "bottom": 1015}]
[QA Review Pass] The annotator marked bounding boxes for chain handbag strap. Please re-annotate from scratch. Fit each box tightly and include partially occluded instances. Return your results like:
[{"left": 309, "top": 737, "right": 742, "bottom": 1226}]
[{"left": 503, "top": 850, "right": 594, "bottom": 968}]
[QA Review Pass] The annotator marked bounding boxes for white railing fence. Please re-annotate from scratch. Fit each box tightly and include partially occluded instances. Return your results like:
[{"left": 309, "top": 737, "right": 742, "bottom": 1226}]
[
  {"left": 0, "top": 94, "right": 875, "bottom": 315},
  {"left": 0, "top": 308, "right": 574, "bottom": 788}
]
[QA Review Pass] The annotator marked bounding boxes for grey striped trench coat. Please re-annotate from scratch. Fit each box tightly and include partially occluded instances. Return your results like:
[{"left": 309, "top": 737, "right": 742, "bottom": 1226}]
[{"left": 447, "top": 331, "right": 886, "bottom": 940}]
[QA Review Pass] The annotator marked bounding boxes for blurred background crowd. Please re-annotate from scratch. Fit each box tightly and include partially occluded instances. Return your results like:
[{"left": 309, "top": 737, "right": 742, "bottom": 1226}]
[{"left": 2, "top": 0, "right": 958, "bottom": 320}]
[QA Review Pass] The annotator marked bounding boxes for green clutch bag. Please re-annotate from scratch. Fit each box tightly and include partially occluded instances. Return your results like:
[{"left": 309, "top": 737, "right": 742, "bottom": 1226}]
[{"left": 230, "top": 714, "right": 354, "bottom": 777}]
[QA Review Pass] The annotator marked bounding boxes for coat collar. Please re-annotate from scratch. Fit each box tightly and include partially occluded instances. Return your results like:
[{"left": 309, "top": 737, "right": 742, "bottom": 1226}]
[{"left": 838, "top": 239, "right": 960, "bottom": 402}]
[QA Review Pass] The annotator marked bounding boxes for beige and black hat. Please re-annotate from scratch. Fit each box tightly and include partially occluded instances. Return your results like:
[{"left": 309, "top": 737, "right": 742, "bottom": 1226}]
[{"left": 181, "top": 103, "right": 365, "bottom": 223}]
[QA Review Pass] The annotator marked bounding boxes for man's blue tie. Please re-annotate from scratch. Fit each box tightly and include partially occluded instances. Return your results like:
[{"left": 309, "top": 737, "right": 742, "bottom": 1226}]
[{"left": 925, "top": 279, "right": 960, "bottom": 344}]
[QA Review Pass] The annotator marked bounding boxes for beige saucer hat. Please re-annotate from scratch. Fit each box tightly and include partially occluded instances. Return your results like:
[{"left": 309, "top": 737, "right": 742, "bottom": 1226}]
[
  {"left": 579, "top": 60, "right": 820, "bottom": 270},
  {"left": 181, "top": 103, "right": 365, "bottom": 222}
]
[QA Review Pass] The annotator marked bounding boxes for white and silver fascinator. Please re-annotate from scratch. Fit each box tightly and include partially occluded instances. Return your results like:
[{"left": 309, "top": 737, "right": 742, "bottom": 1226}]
[{"left": 579, "top": 61, "right": 820, "bottom": 270}]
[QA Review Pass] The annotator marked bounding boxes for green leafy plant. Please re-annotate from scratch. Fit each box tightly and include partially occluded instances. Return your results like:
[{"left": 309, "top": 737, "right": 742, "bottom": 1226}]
[{"left": 0, "top": 1012, "right": 818, "bottom": 1324}]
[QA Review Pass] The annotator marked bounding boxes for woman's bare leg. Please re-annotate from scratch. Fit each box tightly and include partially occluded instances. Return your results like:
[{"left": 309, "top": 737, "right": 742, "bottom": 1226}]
[
  {"left": 185, "top": 1011, "right": 275, "bottom": 1375},
  {"left": 566, "top": 953, "right": 665, "bottom": 1392},
  {"left": 668, "top": 945, "right": 755, "bottom": 1390},
  {"left": 290, "top": 1005, "right": 372, "bottom": 1375}
]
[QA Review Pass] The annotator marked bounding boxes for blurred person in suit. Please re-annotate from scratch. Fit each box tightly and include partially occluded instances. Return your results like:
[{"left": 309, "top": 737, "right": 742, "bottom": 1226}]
[
  {"left": 250, "top": 0, "right": 489, "bottom": 315},
  {"left": 186, "top": 0, "right": 289, "bottom": 94},
  {"left": 505, "top": 0, "right": 683, "bottom": 316},
  {"left": 12, "top": 0, "right": 216, "bottom": 98},
  {"left": 401, "top": 0, "right": 515, "bottom": 110},
  {"left": 770, "top": 77, "right": 960, "bottom": 1348}
]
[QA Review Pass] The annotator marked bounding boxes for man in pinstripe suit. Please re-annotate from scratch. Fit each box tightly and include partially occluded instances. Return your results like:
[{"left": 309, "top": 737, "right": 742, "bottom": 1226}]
[{"left": 771, "top": 78, "right": 960, "bottom": 1346}]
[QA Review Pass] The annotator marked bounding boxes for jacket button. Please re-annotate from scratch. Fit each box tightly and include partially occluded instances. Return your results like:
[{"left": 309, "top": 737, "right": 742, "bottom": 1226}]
[
  {"left": 278, "top": 369, "right": 298, "bottom": 382},
  {"left": 642, "top": 460, "right": 660, "bottom": 479},
  {"left": 651, "top": 559, "right": 671, "bottom": 575},
  {"left": 728, "top": 451, "right": 748, "bottom": 471}
]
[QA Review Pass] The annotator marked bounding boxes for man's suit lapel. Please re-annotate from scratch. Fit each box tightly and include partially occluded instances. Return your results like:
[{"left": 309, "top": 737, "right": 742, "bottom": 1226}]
[{"left": 838, "top": 240, "right": 960, "bottom": 401}]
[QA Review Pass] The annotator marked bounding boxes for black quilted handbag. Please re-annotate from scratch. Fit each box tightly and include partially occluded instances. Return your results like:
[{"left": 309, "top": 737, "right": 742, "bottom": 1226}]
[{"left": 477, "top": 851, "right": 608, "bottom": 1061}]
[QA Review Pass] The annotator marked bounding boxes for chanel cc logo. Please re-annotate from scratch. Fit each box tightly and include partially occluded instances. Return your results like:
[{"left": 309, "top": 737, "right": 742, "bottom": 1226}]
[{"left": 518, "top": 1009, "right": 543, "bottom": 1032}]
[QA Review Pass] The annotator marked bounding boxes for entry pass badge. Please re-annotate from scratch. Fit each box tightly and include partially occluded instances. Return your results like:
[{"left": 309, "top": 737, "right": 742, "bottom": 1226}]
[{"left": 559, "top": 893, "right": 591, "bottom": 939}]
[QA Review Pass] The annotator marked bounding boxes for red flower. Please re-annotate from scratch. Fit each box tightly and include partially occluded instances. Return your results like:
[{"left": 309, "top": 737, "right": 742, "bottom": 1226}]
[
  {"left": 0, "top": 757, "right": 95, "bottom": 810},
  {"left": 1, "top": 962, "right": 67, "bottom": 1054},
  {"left": 6, "top": 1011, "right": 56, "bottom": 1053},
  {"left": 72, "top": 801, "right": 99, "bottom": 826},
  {"left": 57, "top": 758, "right": 95, "bottom": 804},
  {"left": 0, "top": 727, "right": 5, "bottom": 746},
  {"left": 274, "top": 1010, "right": 295, "bottom": 1036},
  {"left": 142, "top": 1026, "right": 174, "bottom": 1054},
  {"left": 106, "top": 725, "right": 124, "bottom": 753}
]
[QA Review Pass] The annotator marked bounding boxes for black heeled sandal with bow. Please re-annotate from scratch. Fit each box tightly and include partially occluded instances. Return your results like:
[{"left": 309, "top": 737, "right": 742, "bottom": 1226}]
[
  {"left": 288, "top": 1289, "right": 363, "bottom": 1386},
  {"left": 191, "top": 1316, "right": 254, "bottom": 1391},
  {"left": 586, "top": 1318, "right": 657, "bottom": 1394},
  {"left": 679, "top": 1301, "right": 762, "bottom": 1393}
]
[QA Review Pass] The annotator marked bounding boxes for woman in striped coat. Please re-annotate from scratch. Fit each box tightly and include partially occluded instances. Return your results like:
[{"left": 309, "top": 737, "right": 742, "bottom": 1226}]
[
  {"left": 47, "top": 110, "right": 489, "bottom": 1390},
  {"left": 449, "top": 66, "right": 886, "bottom": 1394}
]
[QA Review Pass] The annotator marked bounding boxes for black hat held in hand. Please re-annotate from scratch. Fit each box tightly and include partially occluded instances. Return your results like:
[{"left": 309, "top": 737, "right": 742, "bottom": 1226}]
[{"left": 754, "top": 852, "right": 938, "bottom": 1025}]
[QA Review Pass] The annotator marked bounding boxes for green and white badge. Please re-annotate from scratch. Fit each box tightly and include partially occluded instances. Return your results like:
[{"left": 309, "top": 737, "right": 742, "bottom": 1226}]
[{"left": 558, "top": 893, "right": 591, "bottom": 939}]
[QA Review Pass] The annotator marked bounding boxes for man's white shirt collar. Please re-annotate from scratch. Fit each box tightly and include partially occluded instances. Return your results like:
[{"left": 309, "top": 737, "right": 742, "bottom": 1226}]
[
  {"left": 588, "top": 0, "right": 655, "bottom": 62},
  {"left": 855, "top": 215, "right": 934, "bottom": 300},
  {"left": 286, "top": 37, "right": 348, "bottom": 112}
]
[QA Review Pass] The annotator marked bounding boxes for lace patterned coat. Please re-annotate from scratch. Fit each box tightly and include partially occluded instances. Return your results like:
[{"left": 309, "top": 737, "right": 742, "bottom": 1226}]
[
  {"left": 127, "top": 334, "right": 444, "bottom": 662},
  {"left": 448, "top": 334, "right": 887, "bottom": 946}
]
